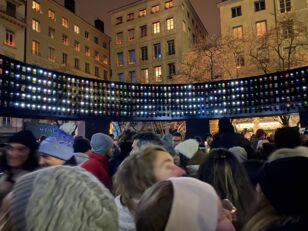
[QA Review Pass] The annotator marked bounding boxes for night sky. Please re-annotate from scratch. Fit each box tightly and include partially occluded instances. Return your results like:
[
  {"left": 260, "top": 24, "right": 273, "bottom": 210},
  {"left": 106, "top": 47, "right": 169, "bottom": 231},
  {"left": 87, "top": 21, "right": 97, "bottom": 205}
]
[{"left": 57, "top": 0, "right": 220, "bottom": 36}]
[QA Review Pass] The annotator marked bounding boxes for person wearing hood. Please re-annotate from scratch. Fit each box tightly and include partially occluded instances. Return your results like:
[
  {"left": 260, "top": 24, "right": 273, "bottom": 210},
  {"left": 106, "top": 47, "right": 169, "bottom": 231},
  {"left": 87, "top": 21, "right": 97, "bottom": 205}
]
[{"left": 73, "top": 137, "right": 91, "bottom": 165}]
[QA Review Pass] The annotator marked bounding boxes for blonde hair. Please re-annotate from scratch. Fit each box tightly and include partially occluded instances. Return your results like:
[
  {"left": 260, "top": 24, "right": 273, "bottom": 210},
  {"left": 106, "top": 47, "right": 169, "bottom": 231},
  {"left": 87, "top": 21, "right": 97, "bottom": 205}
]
[{"left": 113, "top": 145, "right": 167, "bottom": 213}]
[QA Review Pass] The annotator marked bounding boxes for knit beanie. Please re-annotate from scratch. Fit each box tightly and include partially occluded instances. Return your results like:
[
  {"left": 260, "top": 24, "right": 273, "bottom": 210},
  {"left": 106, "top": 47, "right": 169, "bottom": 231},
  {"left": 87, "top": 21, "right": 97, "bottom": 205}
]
[
  {"left": 10, "top": 166, "right": 118, "bottom": 231},
  {"left": 229, "top": 146, "right": 247, "bottom": 163},
  {"left": 38, "top": 128, "right": 74, "bottom": 160},
  {"left": 258, "top": 156, "right": 308, "bottom": 216},
  {"left": 90, "top": 133, "right": 114, "bottom": 155},
  {"left": 174, "top": 139, "right": 199, "bottom": 159},
  {"left": 8, "top": 130, "right": 38, "bottom": 153}
]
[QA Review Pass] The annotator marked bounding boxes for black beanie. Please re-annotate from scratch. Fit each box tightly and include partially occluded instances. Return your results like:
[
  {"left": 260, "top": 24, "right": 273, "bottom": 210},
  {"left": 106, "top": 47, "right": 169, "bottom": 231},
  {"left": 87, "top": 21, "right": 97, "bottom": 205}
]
[
  {"left": 258, "top": 156, "right": 308, "bottom": 216},
  {"left": 8, "top": 130, "right": 38, "bottom": 153}
]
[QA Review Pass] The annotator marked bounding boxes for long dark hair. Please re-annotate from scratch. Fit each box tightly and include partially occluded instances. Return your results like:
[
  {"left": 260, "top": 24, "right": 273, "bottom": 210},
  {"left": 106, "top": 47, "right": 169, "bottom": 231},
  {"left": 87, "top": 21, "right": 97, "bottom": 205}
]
[{"left": 198, "top": 148, "right": 256, "bottom": 229}]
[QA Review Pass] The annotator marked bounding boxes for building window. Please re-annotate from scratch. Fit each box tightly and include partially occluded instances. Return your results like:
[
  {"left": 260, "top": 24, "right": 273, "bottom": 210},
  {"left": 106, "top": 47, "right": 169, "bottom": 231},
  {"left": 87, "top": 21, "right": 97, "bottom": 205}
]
[
  {"left": 140, "top": 25, "right": 147, "bottom": 38},
  {"left": 154, "top": 66, "right": 162, "bottom": 82},
  {"left": 103, "top": 55, "right": 108, "bottom": 65},
  {"left": 255, "top": 0, "right": 266, "bottom": 11},
  {"left": 117, "top": 52, "right": 124, "bottom": 66},
  {"left": 236, "top": 53, "right": 245, "bottom": 67},
  {"left": 256, "top": 20, "right": 267, "bottom": 36},
  {"left": 62, "top": 53, "right": 68, "bottom": 65},
  {"left": 118, "top": 73, "right": 125, "bottom": 82},
  {"left": 167, "top": 18, "right": 174, "bottom": 30},
  {"left": 128, "top": 50, "right": 136, "bottom": 64},
  {"left": 104, "top": 70, "right": 108, "bottom": 80},
  {"left": 231, "top": 6, "right": 242, "bottom": 17},
  {"left": 116, "top": 32, "right": 124, "bottom": 44},
  {"left": 74, "top": 58, "right": 80, "bottom": 69},
  {"left": 32, "top": 40, "right": 40, "bottom": 55},
  {"left": 62, "top": 34, "right": 69, "bottom": 46},
  {"left": 94, "top": 37, "right": 98, "bottom": 44},
  {"left": 141, "top": 46, "right": 148, "bottom": 61},
  {"left": 154, "top": 43, "right": 161, "bottom": 59},
  {"left": 48, "top": 10, "right": 55, "bottom": 20},
  {"left": 141, "top": 68, "right": 149, "bottom": 83},
  {"left": 167, "top": 40, "right": 175, "bottom": 55},
  {"left": 129, "top": 71, "right": 137, "bottom": 83},
  {"left": 85, "top": 63, "right": 90, "bottom": 73},
  {"left": 85, "top": 46, "right": 90, "bottom": 57},
  {"left": 95, "top": 66, "right": 99, "bottom": 77},
  {"left": 103, "top": 41, "right": 107, "bottom": 49},
  {"left": 48, "top": 47, "right": 56, "bottom": 62},
  {"left": 62, "top": 18, "right": 69, "bottom": 28},
  {"left": 95, "top": 51, "right": 100, "bottom": 61},
  {"left": 153, "top": 22, "right": 160, "bottom": 34},
  {"left": 127, "top": 13, "right": 134, "bottom": 21},
  {"left": 281, "top": 20, "right": 294, "bottom": 38},
  {"left": 182, "top": 20, "right": 186, "bottom": 32},
  {"left": 139, "top": 9, "right": 147, "bottom": 17},
  {"left": 128, "top": 29, "right": 135, "bottom": 42},
  {"left": 32, "top": 19, "right": 40, "bottom": 32},
  {"left": 32, "top": 1, "right": 40, "bottom": 12},
  {"left": 116, "top": 16, "right": 123, "bottom": 25},
  {"left": 74, "top": 25, "right": 80, "bottom": 34},
  {"left": 168, "top": 63, "right": 176, "bottom": 77},
  {"left": 74, "top": 41, "right": 80, "bottom": 52},
  {"left": 233, "top": 26, "right": 243, "bottom": 39},
  {"left": 85, "top": 31, "right": 89, "bottom": 39},
  {"left": 151, "top": 5, "right": 160, "bottom": 13},
  {"left": 165, "top": 0, "right": 174, "bottom": 9},
  {"left": 48, "top": 27, "right": 55, "bottom": 39},
  {"left": 5, "top": 30, "right": 15, "bottom": 47},
  {"left": 6, "top": 2, "right": 16, "bottom": 18},
  {"left": 280, "top": 0, "right": 291, "bottom": 13}
]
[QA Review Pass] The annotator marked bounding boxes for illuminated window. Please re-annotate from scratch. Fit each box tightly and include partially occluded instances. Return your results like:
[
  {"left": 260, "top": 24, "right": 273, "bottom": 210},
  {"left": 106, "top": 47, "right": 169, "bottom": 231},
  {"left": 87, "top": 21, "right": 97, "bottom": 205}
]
[
  {"left": 48, "top": 47, "right": 56, "bottom": 62},
  {"left": 279, "top": 0, "right": 291, "bottom": 13},
  {"left": 233, "top": 26, "right": 243, "bottom": 39},
  {"left": 139, "top": 9, "right": 147, "bottom": 17},
  {"left": 165, "top": 0, "right": 174, "bottom": 9},
  {"left": 154, "top": 66, "right": 162, "bottom": 82},
  {"left": 151, "top": 5, "right": 160, "bottom": 13},
  {"left": 153, "top": 22, "right": 160, "bottom": 34},
  {"left": 62, "top": 18, "right": 68, "bottom": 28},
  {"left": 117, "top": 52, "right": 124, "bottom": 66},
  {"left": 128, "top": 50, "right": 136, "bottom": 64},
  {"left": 95, "top": 51, "right": 100, "bottom": 61},
  {"left": 85, "top": 46, "right": 90, "bottom": 57},
  {"left": 32, "top": 40, "right": 40, "bottom": 55},
  {"left": 5, "top": 30, "right": 15, "bottom": 47},
  {"left": 167, "top": 18, "right": 174, "bottom": 30},
  {"left": 48, "top": 10, "right": 55, "bottom": 20},
  {"left": 140, "top": 25, "right": 147, "bottom": 37},
  {"left": 231, "top": 6, "right": 242, "bottom": 17},
  {"left": 62, "top": 34, "right": 69, "bottom": 46},
  {"left": 256, "top": 20, "right": 267, "bottom": 36},
  {"left": 127, "top": 13, "right": 134, "bottom": 21},
  {"left": 48, "top": 27, "right": 55, "bottom": 39},
  {"left": 116, "top": 32, "right": 123, "bottom": 44},
  {"left": 32, "top": 19, "right": 40, "bottom": 32},
  {"left": 74, "top": 41, "right": 80, "bottom": 52},
  {"left": 32, "top": 1, "right": 40, "bottom": 12},
  {"left": 141, "top": 68, "right": 149, "bottom": 83},
  {"left": 128, "top": 29, "right": 135, "bottom": 41},
  {"left": 103, "top": 55, "right": 108, "bottom": 65},
  {"left": 74, "top": 25, "right": 80, "bottom": 34}
]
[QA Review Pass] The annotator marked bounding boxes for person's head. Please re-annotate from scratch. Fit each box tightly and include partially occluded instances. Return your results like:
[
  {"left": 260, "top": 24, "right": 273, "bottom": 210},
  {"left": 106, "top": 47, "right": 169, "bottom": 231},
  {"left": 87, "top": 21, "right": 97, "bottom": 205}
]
[
  {"left": 73, "top": 137, "right": 91, "bottom": 154},
  {"left": 255, "top": 129, "right": 266, "bottom": 140},
  {"left": 90, "top": 133, "right": 114, "bottom": 157},
  {"left": 274, "top": 127, "right": 301, "bottom": 149},
  {"left": 205, "top": 134, "right": 214, "bottom": 147},
  {"left": 198, "top": 148, "right": 255, "bottom": 228},
  {"left": 9, "top": 166, "right": 118, "bottom": 231},
  {"left": 136, "top": 177, "right": 235, "bottom": 231},
  {"left": 228, "top": 146, "right": 247, "bottom": 163},
  {"left": 114, "top": 145, "right": 184, "bottom": 212},
  {"left": 0, "top": 130, "right": 39, "bottom": 171},
  {"left": 218, "top": 118, "right": 234, "bottom": 133},
  {"left": 131, "top": 132, "right": 164, "bottom": 154},
  {"left": 174, "top": 139, "right": 199, "bottom": 169},
  {"left": 171, "top": 132, "right": 182, "bottom": 148}
]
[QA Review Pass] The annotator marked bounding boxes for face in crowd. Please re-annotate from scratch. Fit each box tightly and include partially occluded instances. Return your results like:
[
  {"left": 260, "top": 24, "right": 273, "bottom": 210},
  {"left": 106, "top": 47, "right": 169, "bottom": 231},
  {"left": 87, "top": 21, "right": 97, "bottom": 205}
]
[
  {"left": 172, "top": 135, "right": 182, "bottom": 148},
  {"left": 5, "top": 143, "right": 30, "bottom": 168}
]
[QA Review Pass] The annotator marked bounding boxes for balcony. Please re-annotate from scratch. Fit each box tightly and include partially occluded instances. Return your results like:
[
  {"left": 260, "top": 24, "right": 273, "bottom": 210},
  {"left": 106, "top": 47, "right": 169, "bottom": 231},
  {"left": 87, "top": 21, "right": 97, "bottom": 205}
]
[{"left": 0, "top": 4, "right": 26, "bottom": 27}]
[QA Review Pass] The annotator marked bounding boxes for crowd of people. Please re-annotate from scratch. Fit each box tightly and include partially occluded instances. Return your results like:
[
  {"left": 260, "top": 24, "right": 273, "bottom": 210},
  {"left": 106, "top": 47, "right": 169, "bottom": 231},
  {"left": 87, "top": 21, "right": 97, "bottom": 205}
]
[{"left": 0, "top": 117, "right": 308, "bottom": 231}]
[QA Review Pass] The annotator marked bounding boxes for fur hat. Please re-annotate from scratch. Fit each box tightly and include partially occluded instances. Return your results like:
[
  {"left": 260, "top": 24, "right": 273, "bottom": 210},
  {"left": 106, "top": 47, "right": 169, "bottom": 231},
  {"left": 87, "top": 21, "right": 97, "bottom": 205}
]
[
  {"left": 10, "top": 166, "right": 118, "bottom": 231},
  {"left": 258, "top": 156, "right": 308, "bottom": 216},
  {"left": 90, "top": 133, "right": 113, "bottom": 155},
  {"left": 8, "top": 130, "right": 38, "bottom": 153},
  {"left": 175, "top": 139, "right": 199, "bottom": 159}
]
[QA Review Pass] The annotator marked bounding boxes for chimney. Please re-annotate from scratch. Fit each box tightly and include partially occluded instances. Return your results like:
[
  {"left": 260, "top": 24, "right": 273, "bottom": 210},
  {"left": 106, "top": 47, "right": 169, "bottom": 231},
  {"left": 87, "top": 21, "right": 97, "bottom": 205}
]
[
  {"left": 95, "top": 19, "right": 104, "bottom": 33},
  {"left": 65, "top": 0, "right": 75, "bottom": 13}
]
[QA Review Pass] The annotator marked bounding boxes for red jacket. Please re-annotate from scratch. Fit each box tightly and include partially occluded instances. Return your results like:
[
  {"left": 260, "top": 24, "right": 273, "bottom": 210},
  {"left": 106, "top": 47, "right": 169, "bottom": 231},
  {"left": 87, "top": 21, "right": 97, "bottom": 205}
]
[{"left": 81, "top": 152, "right": 112, "bottom": 191}]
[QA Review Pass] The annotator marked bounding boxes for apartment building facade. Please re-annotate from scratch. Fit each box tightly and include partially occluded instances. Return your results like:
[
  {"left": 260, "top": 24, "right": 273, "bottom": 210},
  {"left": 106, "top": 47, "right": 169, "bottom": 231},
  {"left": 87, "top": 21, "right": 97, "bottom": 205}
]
[
  {"left": 218, "top": 0, "right": 308, "bottom": 76},
  {"left": 26, "top": 0, "right": 111, "bottom": 80},
  {"left": 110, "top": 0, "right": 207, "bottom": 84}
]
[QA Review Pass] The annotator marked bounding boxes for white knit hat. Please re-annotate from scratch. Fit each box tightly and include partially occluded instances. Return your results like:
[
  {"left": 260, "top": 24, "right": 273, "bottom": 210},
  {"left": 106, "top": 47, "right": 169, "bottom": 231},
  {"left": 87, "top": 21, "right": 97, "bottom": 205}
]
[{"left": 174, "top": 139, "right": 199, "bottom": 159}]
